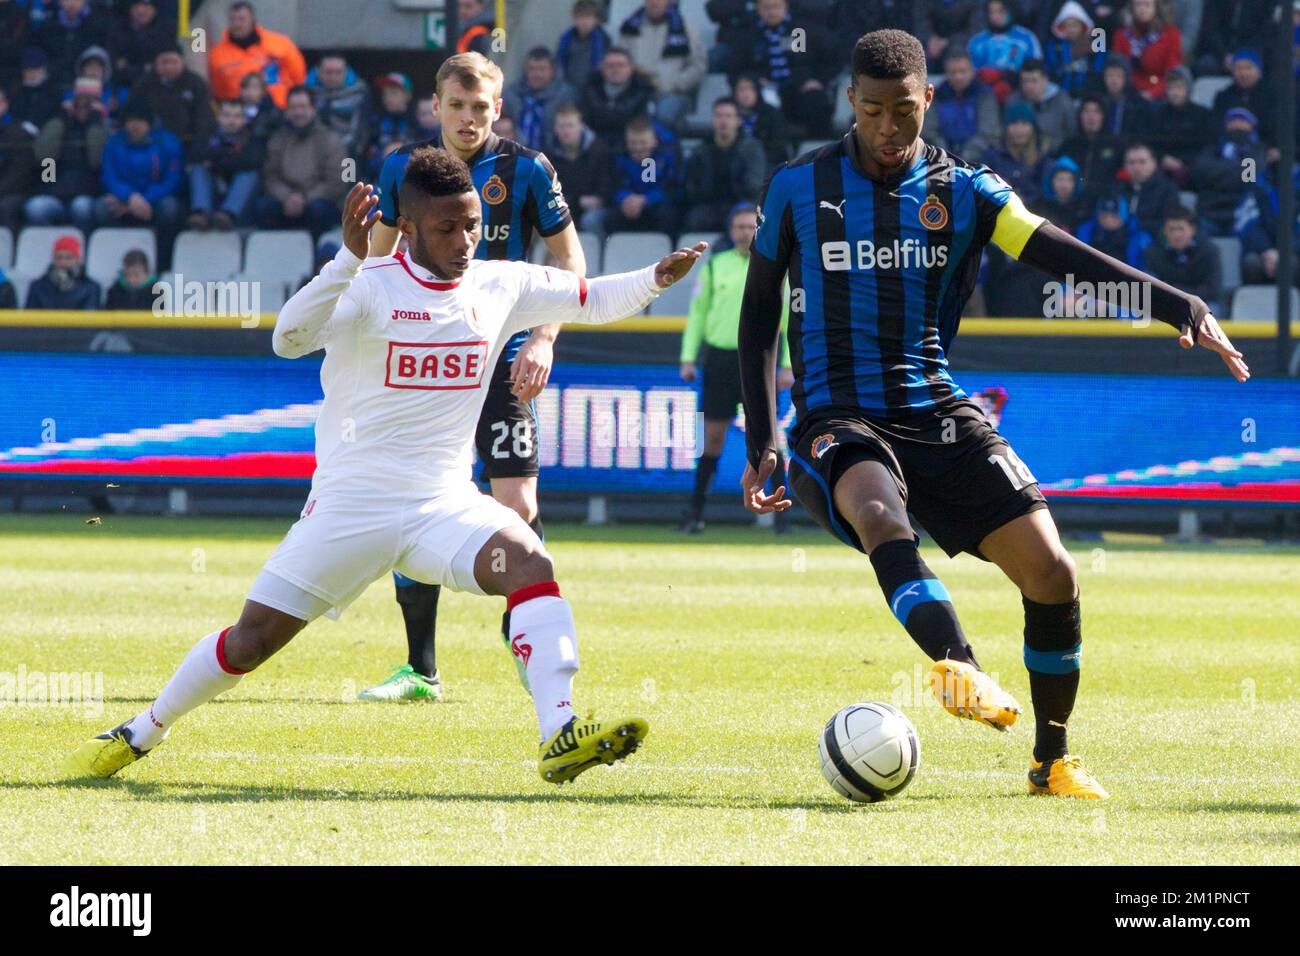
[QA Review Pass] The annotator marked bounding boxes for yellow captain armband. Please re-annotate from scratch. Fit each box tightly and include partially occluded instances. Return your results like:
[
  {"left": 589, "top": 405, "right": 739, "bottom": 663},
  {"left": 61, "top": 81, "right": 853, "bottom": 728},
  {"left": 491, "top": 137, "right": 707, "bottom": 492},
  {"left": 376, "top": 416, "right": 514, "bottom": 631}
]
[{"left": 990, "top": 193, "right": 1046, "bottom": 260}]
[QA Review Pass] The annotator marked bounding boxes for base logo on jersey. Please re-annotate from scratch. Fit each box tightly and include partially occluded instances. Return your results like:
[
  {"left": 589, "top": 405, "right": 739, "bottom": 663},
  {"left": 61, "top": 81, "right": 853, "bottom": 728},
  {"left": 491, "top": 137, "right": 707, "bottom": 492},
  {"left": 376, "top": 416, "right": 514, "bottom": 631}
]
[
  {"left": 481, "top": 174, "right": 508, "bottom": 205},
  {"left": 811, "top": 433, "right": 839, "bottom": 460},
  {"left": 919, "top": 194, "right": 949, "bottom": 230},
  {"left": 384, "top": 340, "right": 488, "bottom": 390}
]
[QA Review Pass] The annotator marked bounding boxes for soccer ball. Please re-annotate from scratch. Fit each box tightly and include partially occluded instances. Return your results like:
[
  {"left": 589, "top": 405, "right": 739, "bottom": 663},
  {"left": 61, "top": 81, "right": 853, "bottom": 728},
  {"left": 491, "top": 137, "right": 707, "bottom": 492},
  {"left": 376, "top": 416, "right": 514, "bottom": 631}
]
[{"left": 819, "top": 702, "right": 920, "bottom": 802}]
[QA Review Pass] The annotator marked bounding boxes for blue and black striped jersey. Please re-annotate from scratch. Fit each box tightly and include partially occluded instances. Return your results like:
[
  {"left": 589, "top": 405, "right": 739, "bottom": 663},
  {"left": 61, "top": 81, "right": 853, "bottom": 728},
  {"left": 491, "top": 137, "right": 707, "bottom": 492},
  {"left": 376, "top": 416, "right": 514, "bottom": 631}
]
[
  {"left": 753, "top": 133, "right": 1042, "bottom": 421},
  {"left": 376, "top": 131, "right": 573, "bottom": 360}
]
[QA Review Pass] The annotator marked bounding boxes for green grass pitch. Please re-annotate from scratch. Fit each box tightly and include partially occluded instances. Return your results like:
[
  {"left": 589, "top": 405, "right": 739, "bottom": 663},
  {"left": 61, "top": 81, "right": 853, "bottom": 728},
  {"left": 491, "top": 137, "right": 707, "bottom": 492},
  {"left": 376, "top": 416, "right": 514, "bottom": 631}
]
[{"left": 1, "top": 514, "right": 1296, "bottom": 865}]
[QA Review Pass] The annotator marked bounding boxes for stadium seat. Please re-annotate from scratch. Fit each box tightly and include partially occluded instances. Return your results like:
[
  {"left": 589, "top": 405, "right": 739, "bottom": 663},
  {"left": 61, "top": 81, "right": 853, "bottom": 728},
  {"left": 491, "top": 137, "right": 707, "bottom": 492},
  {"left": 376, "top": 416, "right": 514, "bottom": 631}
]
[
  {"left": 684, "top": 73, "right": 733, "bottom": 136},
  {"left": 578, "top": 230, "right": 601, "bottom": 274},
  {"left": 0, "top": 227, "right": 12, "bottom": 271},
  {"left": 317, "top": 227, "right": 343, "bottom": 254},
  {"left": 85, "top": 228, "right": 157, "bottom": 290},
  {"left": 15, "top": 225, "right": 86, "bottom": 278},
  {"left": 244, "top": 230, "right": 313, "bottom": 288},
  {"left": 1178, "top": 190, "right": 1198, "bottom": 212},
  {"left": 172, "top": 230, "right": 242, "bottom": 282},
  {"left": 1191, "top": 76, "right": 1232, "bottom": 110},
  {"left": 1211, "top": 236, "right": 1242, "bottom": 293},
  {"left": 676, "top": 231, "right": 722, "bottom": 255},
  {"left": 604, "top": 231, "right": 671, "bottom": 274},
  {"left": 235, "top": 273, "right": 288, "bottom": 313},
  {"left": 831, "top": 71, "right": 854, "bottom": 132},
  {"left": 604, "top": 232, "right": 671, "bottom": 312},
  {"left": 1231, "top": 284, "right": 1299, "bottom": 322},
  {"left": 649, "top": 232, "right": 721, "bottom": 316},
  {"left": 8, "top": 271, "right": 33, "bottom": 307}
]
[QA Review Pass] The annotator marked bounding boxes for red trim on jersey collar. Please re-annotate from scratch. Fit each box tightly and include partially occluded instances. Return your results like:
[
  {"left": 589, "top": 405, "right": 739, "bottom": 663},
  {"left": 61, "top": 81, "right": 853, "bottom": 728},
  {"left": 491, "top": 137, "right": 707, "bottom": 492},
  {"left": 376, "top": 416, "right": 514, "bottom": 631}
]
[
  {"left": 507, "top": 580, "right": 561, "bottom": 610},
  {"left": 395, "top": 251, "right": 461, "bottom": 290}
]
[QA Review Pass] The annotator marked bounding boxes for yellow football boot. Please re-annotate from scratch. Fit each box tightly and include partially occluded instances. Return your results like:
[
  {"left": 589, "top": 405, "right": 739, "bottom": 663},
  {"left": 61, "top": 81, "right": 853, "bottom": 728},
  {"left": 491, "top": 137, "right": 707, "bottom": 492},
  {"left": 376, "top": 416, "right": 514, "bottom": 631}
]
[
  {"left": 1028, "top": 755, "right": 1110, "bottom": 799},
  {"left": 63, "top": 721, "right": 152, "bottom": 779},
  {"left": 929, "top": 658, "right": 1021, "bottom": 731},
  {"left": 538, "top": 715, "right": 648, "bottom": 784}
]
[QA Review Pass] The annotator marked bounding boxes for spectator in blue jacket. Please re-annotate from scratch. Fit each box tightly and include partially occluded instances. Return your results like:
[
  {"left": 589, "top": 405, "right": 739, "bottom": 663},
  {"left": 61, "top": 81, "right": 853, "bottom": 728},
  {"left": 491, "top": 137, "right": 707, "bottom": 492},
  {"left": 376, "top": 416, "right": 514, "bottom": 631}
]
[
  {"left": 968, "top": 0, "right": 1042, "bottom": 102},
  {"left": 1077, "top": 193, "right": 1153, "bottom": 269},
  {"left": 1236, "top": 161, "right": 1300, "bottom": 285},
  {"left": 605, "top": 115, "right": 679, "bottom": 235},
  {"left": 928, "top": 47, "right": 999, "bottom": 162},
  {"left": 26, "top": 234, "right": 102, "bottom": 310},
  {"left": 366, "top": 73, "right": 417, "bottom": 181},
  {"left": 985, "top": 101, "right": 1046, "bottom": 205},
  {"left": 1044, "top": 1, "right": 1107, "bottom": 97},
  {"left": 557, "top": 0, "right": 612, "bottom": 92},
  {"left": 95, "top": 97, "right": 184, "bottom": 267}
]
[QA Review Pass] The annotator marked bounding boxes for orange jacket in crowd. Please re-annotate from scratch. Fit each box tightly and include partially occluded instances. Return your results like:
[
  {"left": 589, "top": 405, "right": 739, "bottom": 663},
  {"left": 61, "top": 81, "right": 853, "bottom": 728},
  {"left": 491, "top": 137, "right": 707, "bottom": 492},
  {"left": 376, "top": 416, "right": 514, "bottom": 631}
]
[{"left": 208, "top": 25, "right": 307, "bottom": 108}]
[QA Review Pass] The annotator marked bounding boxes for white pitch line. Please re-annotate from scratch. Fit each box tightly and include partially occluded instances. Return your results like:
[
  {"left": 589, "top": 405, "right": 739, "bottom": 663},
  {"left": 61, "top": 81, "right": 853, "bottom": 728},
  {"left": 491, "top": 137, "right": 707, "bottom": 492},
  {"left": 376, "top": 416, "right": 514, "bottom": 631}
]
[{"left": 176, "top": 750, "right": 1276, "bottom": 787}]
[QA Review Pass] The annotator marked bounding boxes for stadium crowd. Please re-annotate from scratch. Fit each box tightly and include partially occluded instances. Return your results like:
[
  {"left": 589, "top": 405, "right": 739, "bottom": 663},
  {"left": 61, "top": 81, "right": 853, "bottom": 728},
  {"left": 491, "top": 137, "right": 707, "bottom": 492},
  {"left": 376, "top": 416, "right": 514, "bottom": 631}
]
[{"left": 1, "top": 0, "right": 1299, "bottom": 316}]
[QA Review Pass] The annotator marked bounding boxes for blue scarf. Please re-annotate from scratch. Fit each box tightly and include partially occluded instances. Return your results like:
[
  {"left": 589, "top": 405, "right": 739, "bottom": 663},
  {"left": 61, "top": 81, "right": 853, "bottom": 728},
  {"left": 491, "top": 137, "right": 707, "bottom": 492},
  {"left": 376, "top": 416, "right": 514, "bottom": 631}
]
[
  {"left": 558, "top": 25, "right": 611, "bottom": 77},
  {"left": 620, "top": 3, "right": 690, "bottom": 58},
  {"left": 519, "top": 92, "right": 546, "bottom": 150}
]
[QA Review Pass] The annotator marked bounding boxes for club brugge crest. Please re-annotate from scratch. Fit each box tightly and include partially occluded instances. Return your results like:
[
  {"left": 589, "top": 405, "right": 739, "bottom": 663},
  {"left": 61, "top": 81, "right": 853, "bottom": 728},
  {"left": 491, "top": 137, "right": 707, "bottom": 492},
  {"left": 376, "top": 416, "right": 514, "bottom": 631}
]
[
  {"left": 481, "top": 174, "right": 508, "bottom": 205},
  {"left": 918, "top": 193, "right": 949, "bottom": 230},
  {"left": 811, "top": 433, "right": 839, "bottom": 460}
]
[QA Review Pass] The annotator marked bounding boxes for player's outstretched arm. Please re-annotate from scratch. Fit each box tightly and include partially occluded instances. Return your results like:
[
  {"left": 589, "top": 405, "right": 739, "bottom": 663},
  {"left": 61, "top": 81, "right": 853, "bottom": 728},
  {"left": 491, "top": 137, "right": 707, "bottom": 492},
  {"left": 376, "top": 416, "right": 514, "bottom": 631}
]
[
  {"left": 273, "top": 183, "right": 380, "bottom": 358},
  {"left": 510, "top": 225, "right": 588, "bottom": 400},
  {"left": 1014, "top": 220, "right": 1250, "bottom": 382},
  {"left": 506, "top": 242, "right": 708, "bottom": 334},
  {"left": 737, "top": 249, "right": 792, "bottom": 515}
]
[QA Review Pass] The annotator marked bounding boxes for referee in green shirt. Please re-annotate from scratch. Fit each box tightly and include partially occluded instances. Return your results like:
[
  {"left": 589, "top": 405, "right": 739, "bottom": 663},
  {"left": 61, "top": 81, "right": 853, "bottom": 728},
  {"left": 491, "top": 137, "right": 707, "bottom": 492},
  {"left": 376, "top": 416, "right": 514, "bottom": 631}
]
[{"left": 680, "top": 202, "right": 792, "bottom": 533}]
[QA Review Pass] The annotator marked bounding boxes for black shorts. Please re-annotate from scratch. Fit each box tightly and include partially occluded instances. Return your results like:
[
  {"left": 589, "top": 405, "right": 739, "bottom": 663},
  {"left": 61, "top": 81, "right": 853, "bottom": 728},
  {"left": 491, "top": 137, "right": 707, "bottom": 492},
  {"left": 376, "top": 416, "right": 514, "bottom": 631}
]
[
  {"left": 787, "top": 398, "right": 1048, "bottom": 559},
  {"left": 700, "top": 347, "right": 743, "bottom": 422},
  {"left": 475, "top": 351, "right": 540, "bottom": 480}
]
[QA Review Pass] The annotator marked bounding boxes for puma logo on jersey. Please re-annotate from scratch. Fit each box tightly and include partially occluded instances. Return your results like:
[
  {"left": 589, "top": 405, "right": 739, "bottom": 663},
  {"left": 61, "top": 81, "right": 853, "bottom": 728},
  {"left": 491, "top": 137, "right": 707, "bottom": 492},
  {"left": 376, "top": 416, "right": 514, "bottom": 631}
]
[
  {"left": 385, "top": 340, "right": 488, "bottom": 390},
  {"left": 391, "top": 309, "right": 433, "bottom": 321},
  {"left": 819, "top": 199, "right": 846, "bottom": 218}
]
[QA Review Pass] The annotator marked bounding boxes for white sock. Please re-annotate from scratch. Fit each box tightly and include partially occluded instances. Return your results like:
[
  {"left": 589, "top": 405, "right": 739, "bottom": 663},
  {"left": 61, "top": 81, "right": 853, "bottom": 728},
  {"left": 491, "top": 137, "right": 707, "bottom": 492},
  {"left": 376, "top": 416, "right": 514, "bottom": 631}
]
[
  {"left": 125, "top": 628, "right": 246, "bottom": 750},
  {"left": 508, "top": 587, "right": 579, "bottom": 741}
]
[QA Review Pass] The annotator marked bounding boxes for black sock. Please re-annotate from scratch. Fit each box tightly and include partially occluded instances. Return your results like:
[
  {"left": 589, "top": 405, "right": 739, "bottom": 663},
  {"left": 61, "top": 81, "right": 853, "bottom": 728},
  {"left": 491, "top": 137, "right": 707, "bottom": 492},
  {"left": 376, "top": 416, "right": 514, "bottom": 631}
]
[
  {"left": 869, "top": 538, "right": 978, "bottom": 665},
  {"left": 1023, "top": 596, "right": 1082, "bottom": 763},
  {"left": 529, "top": 514, "right": 544, "bottom": 542},
  {"left": 395, "top": 580, "right": 440, "bottom": 678},
  {"left": 690, "top": 453, "right": 720, "bottom": 517}
]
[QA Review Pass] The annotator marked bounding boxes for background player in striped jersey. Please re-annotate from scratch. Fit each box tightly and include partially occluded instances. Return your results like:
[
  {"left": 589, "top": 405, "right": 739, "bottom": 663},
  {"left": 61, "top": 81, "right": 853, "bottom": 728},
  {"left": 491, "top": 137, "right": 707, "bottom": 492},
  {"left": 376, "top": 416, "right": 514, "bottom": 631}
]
[
  {"left": 360, "top": 53, "right": 587, "bottom": 702},
  {"left": 738, "top": 30, "right": 1248, "bottom": 800}
]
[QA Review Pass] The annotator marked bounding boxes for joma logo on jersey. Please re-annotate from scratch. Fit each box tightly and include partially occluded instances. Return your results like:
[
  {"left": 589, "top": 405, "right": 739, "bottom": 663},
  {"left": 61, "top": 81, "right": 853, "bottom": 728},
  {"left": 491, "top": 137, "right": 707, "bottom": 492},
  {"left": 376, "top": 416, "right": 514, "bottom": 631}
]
[
  {"left": 391, "top": 308, "right": 433, "bottom": 321},
  {"left": 483, "top": 224, "right": 510, "bottom": 242},
  {"left": 820, "top": 238, "right": 949, "bottom": 271},
  {"left": 384, "top": 340, "right": 488, "bottom": 391}
]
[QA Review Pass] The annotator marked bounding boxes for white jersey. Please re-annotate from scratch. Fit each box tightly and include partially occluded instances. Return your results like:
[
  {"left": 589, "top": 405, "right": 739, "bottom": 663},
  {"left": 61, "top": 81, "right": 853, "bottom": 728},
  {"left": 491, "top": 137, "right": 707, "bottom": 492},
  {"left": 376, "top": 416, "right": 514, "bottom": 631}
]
[{"left": 273, "top": 246, "right": 662, "bottom": 498}]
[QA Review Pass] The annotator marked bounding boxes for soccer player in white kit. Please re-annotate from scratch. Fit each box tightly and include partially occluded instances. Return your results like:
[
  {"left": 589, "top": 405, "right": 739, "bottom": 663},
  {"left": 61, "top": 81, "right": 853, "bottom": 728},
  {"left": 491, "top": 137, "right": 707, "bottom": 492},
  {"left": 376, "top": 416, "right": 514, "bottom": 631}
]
[{"left": 65, "top": 147, "right": 707, "bottom": 785}]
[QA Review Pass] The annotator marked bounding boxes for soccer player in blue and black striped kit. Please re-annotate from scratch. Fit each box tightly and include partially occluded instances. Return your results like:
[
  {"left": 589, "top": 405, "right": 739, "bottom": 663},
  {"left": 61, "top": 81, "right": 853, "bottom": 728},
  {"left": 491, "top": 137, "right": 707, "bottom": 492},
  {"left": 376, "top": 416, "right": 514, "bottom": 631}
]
[{"left": 738, "top": 31, "right": 1250, "bottom": 799}]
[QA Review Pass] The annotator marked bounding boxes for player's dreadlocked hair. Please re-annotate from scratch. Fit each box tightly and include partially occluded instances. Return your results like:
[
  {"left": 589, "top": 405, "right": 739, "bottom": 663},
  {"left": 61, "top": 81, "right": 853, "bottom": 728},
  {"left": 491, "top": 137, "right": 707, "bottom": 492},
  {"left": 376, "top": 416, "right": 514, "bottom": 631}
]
[
  {"left": 400, "top": 146, "right": 476, "bottom": 209},
  {"left": 851, "top": 30, "right": 928, "bottom": 84}
]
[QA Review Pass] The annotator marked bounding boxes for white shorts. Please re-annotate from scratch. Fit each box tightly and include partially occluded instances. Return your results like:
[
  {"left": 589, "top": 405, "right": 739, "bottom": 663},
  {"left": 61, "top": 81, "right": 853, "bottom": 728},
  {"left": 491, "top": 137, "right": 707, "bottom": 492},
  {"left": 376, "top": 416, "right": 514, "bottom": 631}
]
[{"left": 249, "top": 482, "right": 530, "bottom": 622}]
